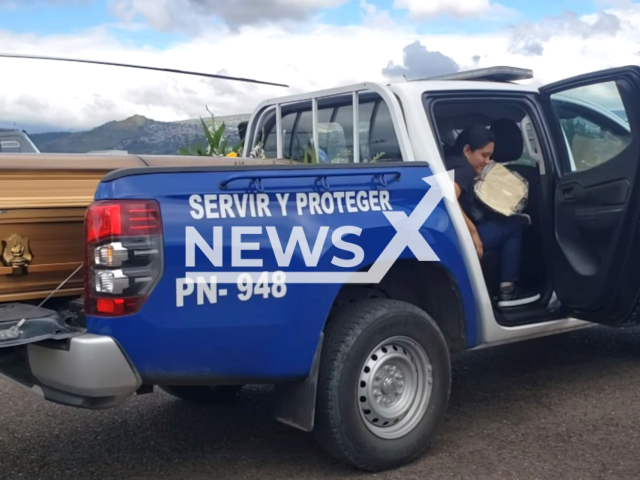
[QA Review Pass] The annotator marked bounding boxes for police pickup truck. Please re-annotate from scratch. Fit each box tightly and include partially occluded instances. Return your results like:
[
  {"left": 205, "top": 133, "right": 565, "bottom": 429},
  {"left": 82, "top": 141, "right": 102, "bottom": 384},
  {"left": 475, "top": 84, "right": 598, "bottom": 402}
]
[{"left": 2, "top": 65, "right": 640, "bottom": 472}]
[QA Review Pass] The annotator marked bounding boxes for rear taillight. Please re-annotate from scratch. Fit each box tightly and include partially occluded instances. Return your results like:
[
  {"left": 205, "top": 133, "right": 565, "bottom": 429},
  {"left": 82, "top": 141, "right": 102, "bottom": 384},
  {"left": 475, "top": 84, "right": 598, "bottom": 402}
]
[{"left": 84, "top": 200, "right": 163, "bottom": 317}]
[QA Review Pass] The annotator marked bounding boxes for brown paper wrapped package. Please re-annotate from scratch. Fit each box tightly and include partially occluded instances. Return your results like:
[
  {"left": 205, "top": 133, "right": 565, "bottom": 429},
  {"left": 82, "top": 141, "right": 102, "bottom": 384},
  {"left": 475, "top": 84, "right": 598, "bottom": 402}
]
[{"left": 473, "top": 161, "right": 529, "bottom": 217}]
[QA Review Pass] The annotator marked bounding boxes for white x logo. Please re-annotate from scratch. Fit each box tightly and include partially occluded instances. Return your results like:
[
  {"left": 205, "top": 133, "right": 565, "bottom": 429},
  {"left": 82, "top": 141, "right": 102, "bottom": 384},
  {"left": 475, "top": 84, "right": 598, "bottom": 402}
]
[{"left": 361, "top": 170, "right": 457, "bottom": 282}]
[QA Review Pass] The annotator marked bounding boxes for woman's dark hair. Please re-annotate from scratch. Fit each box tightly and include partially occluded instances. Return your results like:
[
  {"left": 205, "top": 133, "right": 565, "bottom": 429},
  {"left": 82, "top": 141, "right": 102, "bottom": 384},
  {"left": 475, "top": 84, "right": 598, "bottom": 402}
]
[{"left": 452, "top": 124, "right": 495, "bottom": 155}]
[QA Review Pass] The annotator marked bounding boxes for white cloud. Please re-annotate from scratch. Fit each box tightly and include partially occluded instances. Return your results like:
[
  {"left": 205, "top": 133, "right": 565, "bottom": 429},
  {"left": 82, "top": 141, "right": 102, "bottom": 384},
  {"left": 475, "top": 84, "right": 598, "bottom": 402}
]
[
  {"left": 382, "top": 40, "right": 461, "bottom": 80},
  {"left": 109, "top": 0, "right": 350, "bottom": 32},
  {"left": 0, "top": 1, "right": 19, "bottom": 9},
  {"left": 508, "top": 10, "right": 624, "bottom": 57},
  {"left": 2, "top": 3, "right": 640, "bottom": 133},
  {"left": 393, "top": 0, "right": 515, "bottom": 20},
  {"left": 359, "top": 0, "right": 397, "bottom": 29},
  {"left": 0, "top": 0, "right": 88, "bottom": 8}
]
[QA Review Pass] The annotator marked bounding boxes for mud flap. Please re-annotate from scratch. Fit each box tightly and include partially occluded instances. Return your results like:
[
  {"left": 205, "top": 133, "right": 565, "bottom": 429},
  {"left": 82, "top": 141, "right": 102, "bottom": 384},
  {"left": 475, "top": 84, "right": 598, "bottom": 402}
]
[
  {"left": 273, "top": 332, "right": 323, "bottom": 432},
  {"left": 0, "top": 303, "right": 84, "bottom": 349}
]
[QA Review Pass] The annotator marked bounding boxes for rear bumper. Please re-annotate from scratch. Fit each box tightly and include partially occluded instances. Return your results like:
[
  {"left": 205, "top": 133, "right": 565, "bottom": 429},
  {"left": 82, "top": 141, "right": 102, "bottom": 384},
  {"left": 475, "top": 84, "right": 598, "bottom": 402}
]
[{"left": 0, "top": 333, "right": 142, "bottom": 409}]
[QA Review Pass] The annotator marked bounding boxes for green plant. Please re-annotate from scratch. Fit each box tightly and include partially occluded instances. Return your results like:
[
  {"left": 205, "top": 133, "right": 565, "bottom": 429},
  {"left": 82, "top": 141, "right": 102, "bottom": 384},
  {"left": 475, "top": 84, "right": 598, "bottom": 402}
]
[
  {"left": 371, "top": 152, "right": 385, "bottom": 162},
  {"left": 302, "top": 142, "right": 319, "bottom": 164},
  {"left": 178, "top": 106, "right": 244, "bottom": 157}
]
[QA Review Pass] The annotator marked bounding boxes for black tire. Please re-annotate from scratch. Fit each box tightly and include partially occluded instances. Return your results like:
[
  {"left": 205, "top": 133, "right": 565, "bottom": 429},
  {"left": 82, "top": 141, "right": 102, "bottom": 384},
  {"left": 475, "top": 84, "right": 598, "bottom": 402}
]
[
  {"left": 160, "top": 385, "right": 244, "bottom": 404},
  {"left": 313, "top": 299, "right": 451, "bottom": 472}
]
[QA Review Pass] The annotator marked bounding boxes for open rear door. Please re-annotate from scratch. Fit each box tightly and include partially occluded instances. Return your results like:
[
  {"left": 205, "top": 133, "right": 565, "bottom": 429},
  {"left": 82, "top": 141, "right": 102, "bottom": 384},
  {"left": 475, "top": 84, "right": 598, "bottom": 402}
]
[{"left": 540, "top": 66, "right": 640, "bottom": 326}]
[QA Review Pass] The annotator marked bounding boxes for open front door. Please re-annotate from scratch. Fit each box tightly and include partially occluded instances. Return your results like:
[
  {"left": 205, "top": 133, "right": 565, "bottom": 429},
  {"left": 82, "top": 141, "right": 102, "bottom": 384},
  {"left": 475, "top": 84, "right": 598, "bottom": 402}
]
[{"left": 540, "top": 66, "right": 640, "bottom": 326}]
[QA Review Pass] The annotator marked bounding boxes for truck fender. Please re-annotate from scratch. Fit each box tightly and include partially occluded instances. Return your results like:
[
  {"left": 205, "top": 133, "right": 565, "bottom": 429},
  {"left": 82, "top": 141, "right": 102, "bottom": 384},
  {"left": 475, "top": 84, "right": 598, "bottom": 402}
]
[{"left": 273, "top": 332, "right": 324, "bottom": 432}]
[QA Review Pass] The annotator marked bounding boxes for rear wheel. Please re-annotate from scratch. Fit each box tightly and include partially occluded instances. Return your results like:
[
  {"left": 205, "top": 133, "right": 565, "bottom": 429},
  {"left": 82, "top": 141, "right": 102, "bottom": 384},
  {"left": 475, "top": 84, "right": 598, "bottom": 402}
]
[
  {"left": 160, "top": 385, "right": 244, "bottom": 404},
  {"left": 313, "top": 299, "right": 451, "bottom": 471}
]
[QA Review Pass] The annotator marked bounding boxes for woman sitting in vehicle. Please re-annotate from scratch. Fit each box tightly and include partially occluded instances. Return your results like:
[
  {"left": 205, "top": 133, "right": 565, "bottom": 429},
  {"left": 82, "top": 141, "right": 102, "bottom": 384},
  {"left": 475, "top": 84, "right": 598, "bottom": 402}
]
[{"left": 445, "top": 124, "right": 540, "bottom": 308}]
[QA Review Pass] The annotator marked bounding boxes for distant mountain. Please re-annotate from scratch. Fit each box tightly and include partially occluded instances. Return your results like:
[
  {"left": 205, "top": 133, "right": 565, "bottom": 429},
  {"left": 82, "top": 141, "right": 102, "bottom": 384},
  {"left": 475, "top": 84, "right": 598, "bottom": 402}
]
[
  {"left": 26, "top": 104, "right": 631, "bottom": 156},
  {"left": 30, "top": 113, "right": 251, "bottom": 155}
]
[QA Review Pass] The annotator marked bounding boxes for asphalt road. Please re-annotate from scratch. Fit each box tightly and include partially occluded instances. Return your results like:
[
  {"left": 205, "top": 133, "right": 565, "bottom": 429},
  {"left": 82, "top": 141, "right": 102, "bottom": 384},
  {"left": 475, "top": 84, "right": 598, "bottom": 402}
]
[{"left": 1, "top": 325, "right": 639, "bottom": 480}]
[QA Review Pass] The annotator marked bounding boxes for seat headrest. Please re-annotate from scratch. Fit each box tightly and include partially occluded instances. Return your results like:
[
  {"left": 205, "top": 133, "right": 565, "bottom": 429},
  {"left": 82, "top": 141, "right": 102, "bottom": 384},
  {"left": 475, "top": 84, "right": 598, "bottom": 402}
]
[
  {"left": 238, "top": 121, "right": 248, "bottom": 141},
  {"left": 490, "top": 119, "right": 523, "bottom": 163}
]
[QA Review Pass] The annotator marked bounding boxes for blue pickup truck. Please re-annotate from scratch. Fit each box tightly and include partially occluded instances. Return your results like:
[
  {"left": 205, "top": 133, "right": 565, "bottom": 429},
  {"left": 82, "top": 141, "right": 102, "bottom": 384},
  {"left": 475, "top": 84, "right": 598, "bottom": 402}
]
[{"left": 2, "top": 65, "right": 640, "bottom": 472}]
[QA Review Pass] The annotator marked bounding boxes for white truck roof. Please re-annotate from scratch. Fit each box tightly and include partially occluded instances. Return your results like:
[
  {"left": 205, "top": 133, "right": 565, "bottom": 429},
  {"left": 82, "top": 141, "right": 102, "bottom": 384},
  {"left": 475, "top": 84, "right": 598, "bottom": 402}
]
[
  {"left": 256, "top": 66, "right": 539, "bottom": 108},
  {"left": 389, "top": 65, "right": 539, "bottom": 94},
  {"left": 389, "top": 79, "right": 538, "bottom": 95}
]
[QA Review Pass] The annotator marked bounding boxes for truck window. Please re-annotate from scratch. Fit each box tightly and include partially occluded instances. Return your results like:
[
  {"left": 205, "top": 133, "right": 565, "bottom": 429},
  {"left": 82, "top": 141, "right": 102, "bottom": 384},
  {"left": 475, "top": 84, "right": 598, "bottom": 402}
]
[
  {"left": 427, "top": 98, "right": 539, "bottom": 169},
  {"left": 291, "top": 107, "right": 334, "bottom": 161},
  {"left": 262, "top": 111, "right": 296, "bottom": 159},
  {"left": 549, "top": 82, "right": 632, "bottom": 173},
  {"left": 369, "top": 101, "right": 402, "bottom": 162},
  {"left": 0, "top": 140, "right": 21, "bottom": 152},
  {"left": 251, "top": 92, "right": 402, "bottom": 163}
]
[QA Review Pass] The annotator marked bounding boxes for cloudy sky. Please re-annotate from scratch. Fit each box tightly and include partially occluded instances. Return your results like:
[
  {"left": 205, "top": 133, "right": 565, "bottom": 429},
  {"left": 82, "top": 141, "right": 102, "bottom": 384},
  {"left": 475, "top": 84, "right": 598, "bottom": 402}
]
[{"left": 1, "top": 0, "right": 640, "bottom": 132}]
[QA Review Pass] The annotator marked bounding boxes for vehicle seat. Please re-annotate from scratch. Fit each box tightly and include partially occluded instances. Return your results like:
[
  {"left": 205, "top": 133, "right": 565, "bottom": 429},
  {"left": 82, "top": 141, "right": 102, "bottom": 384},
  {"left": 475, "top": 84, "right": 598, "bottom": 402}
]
[
  {"left": 490, "top": 119, "right": 523, "bottom": 162},
  {"left": 480, "top": 119, "right": 528, "bottom": 297},
  {"left": 493, "top": 118, "right": 546, "bottom": 295},
  {"left": 439, "top": 127, "right": 457, "bottom": 157},
  {"left": 489, "top": 119, "right": 531, "bottom": 225}
]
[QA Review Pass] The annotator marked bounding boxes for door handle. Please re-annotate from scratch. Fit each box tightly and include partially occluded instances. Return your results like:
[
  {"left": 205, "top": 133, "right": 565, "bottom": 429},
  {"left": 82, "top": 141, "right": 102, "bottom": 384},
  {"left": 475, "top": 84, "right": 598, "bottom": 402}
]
[{"left": 561, "top": 186, "right": 576, "bottom": 201}]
